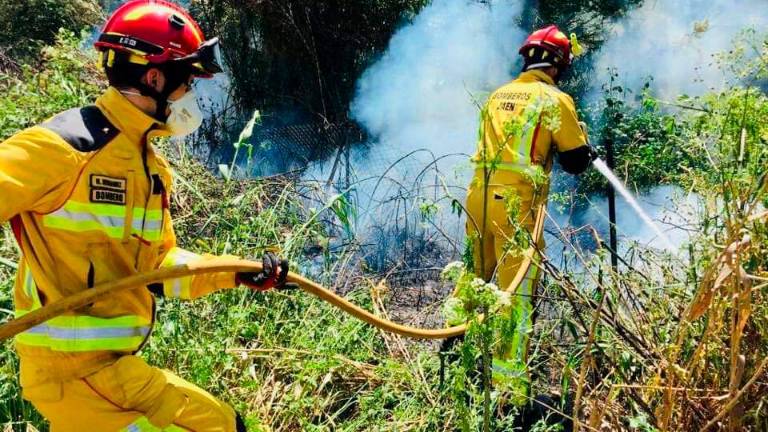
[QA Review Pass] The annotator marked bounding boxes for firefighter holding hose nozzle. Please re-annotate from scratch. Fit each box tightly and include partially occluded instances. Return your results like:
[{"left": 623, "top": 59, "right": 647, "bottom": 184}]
[
  {"left": 0, "top": 1, "right": 288, "bottom": 430},
  {"left": 464, "top": 24, "right": 596, "bottom": 421}
]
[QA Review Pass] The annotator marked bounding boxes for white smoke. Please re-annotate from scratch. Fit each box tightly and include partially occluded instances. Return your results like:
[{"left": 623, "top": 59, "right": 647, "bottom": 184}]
[
  {"left": 574, "top": 0, "right": 768, "bottom": 254},
  {"left": 299, "top": 0, "right": 529, "bottom": 259},
  {"left": 548, "top": 185, "right": 702, "bottom": 255},
  {"left": 195, "top": 70, "right": 231, "bottom": 120},
  {"left": 593, "top": 0, "right": 768, "bottom": 100},
  {"left": 350, "top": 0, "right": 525, "bottom": 173},
  {"left": 327, "top": 0, "right": 763, "bottom": 258}
]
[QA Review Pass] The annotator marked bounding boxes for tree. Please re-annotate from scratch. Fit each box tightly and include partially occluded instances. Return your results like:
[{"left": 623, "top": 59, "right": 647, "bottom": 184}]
[
  {"left": 192, "top": 0, "right": 427, "bottom": 124},
  {"left": 0, "top": 0, "right": 102, "bottom": 62},
  {"left": 520, "top": 0, "right": 644, "bottom": 96}
]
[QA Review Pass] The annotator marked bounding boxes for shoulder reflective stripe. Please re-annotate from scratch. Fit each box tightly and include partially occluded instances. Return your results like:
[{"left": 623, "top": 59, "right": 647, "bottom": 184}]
[
  {"left": 121, "top": 416, "right": 187, "bottom": 432},
  {"left": 14, "top": 310, "right": 151, "bottom": 352}
]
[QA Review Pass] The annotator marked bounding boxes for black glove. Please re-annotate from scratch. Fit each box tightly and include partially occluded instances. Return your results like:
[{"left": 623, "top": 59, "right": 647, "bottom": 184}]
[
  {"left": 559, "top": 145, "right": 595, "bottom": 175},
  {"left": 236, "top": 252, "right": 289, "bottom": 291},
  {"left": 588, "top": 145, "right": 599, "bottom": 162}
]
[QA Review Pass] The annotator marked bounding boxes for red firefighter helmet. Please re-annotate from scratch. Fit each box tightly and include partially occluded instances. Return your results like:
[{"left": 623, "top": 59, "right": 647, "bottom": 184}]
[
  {"left": 94, "top": 0, "right": 221, "bottom": 77},
  {"left": 519, "top": 25, "right": 573, "bottom": 69}
]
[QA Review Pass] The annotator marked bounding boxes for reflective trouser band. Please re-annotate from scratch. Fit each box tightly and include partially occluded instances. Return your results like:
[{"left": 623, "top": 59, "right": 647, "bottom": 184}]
[
  {"left": 492, "top": 359, "right": 527, "bottom": 380},
  {"left": 473, "top": 162, "right": 539, "bottom": 176},
  {"left": 43, "top": 201, "right": 163, "bottom": 241},
  {"left": 121, "top": 416, "right": 187, "bottom": 432},
  {"left": 493, "top": 263, "right": 539, "bottom": 382},
  {"left": 14, "top": 309, "right": 151, "bottom": 352},
  {"left": 511, "top": 263, "right": 538, "bottom": 362},
  {"left": 159, "top": 248, "right": 202, "bottom": 299},
  {"left": 491, "top": 357, "right": 529, "bottom": 406}
]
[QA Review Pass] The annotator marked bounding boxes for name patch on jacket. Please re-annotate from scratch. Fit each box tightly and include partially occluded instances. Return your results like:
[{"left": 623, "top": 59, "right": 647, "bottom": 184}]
[{"left": 90, "top": 175, "right": 126, "bottom": 204}]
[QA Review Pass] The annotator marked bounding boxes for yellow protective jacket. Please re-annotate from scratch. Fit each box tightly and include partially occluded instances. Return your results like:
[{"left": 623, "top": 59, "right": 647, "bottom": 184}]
[
  {"left": 472, "top": 69, "right": 588, "bottom": 187},
  {"left": 0, "top": 87, "right": 236, "bottom": 378}
]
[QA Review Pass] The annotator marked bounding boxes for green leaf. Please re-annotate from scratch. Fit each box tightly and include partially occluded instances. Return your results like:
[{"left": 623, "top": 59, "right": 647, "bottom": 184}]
[
  {"left": 218, "top": 164, "right": 232, "bottom": 180},
  {"left": 238, "top": 109, "right": 261, "bottom": 143}
]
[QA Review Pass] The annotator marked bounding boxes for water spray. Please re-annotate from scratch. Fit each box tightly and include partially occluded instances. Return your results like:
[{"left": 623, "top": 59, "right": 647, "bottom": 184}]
[{"left": 592, "top": 158, "right": 677, "bottom": 252}]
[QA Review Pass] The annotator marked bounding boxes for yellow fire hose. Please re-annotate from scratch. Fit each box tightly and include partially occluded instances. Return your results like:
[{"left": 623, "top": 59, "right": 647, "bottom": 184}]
[{"left": 0, "top": 206, "right": 545, "bottom": 342}]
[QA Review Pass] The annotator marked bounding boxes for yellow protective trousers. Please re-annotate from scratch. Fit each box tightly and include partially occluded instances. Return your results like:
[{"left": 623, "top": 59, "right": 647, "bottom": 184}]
[
  {"left": 465, "top": 181, "right": 543, "bottom": 406},
  {"left": 20, "top": 355, "right": 239, "bottom": 432}
]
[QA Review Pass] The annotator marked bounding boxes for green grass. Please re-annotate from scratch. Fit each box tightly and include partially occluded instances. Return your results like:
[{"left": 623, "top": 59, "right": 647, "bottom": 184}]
[{"left": 2, "top": 23, "right": 768, "bottom": 432}]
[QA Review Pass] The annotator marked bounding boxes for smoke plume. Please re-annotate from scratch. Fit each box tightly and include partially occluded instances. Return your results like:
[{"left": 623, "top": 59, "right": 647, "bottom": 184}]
[
  {"left": 592, "top": 0, "right": 768, "bottom": 100},
  {"left": 334, "top": 0, "right": 763, "bottom": 256},
  {"left": 350, "top": 0, "right": 525, "bottom": 173}
]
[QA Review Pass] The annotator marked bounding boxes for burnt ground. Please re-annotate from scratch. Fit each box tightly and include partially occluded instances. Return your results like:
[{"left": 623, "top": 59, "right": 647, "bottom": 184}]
[
  {"left": 359, "top": 267, "right": 455, "bottom": 353},
  {"left": 383, "top": 279, "right": 454, "bottom": 351}
]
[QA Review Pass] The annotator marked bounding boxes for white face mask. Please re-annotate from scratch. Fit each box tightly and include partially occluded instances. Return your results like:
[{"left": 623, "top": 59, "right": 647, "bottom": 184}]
[{"left": 165, "top": 90, "right": 203, "bottom": 137}]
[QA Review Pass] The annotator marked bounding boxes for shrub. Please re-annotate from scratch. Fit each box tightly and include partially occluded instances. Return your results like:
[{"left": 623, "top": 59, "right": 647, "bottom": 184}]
[
  {"left": 0, "top": 29, "right": 105, "bottom": 141},
  {"left": 0, "top": 0, "right": 101, "bottom": 62}
]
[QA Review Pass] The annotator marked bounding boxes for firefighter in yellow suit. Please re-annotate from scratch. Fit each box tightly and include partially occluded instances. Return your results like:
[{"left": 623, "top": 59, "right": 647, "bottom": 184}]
[
  {"left": 0, "top": 2, "right": 288, "bottom": 431},
  {"left": 466, "top": 25, "right": 595, "bottom": 407}
]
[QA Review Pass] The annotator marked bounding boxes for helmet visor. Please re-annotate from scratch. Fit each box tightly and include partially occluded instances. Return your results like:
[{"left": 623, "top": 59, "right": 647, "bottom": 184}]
[{"left": 176, "top": 37, "right": 223, "bottom": 76}]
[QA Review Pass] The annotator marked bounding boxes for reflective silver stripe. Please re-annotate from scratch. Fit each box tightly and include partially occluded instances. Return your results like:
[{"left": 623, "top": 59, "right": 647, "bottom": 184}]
[
  {"left": 133, "top": 219, "right": 162, "bottom": 231},
  {"left": 516, "top": 96, "right": 543, "bottom": 161},
  {"left": 517, "top": 120, "right": 536, "bottom": 160},
  {"left": 23, "top": 324, "right": 150, "bottom": 339},
  {"left": 514, "top": 264, "right": 537, "bottom": 360},
  {"left": 161, "top": 249, "right": 200, "bottom": 299},
  {"left": 45, "top": 202, "right": 163, "bottom": 237},
  {"left": 172, "top": 278, "right": 183, "bottom": 298},
  {"left": 121, "top": 416, "right": 184, "bottom": 432},
  {"left": 50, "top": 209, "right": 125, "bottom": 228},
  {"left": 171, "top": 250, "right": 200, "bottom": 264}
]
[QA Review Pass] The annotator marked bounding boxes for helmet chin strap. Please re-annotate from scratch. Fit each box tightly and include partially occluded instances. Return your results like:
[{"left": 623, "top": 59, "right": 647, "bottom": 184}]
[
  {"left": 136, "top": 83, "right": 171, "bottom": 121},
  {"left": 135, "top": 65, "right": 191, "bottom": 122}
]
